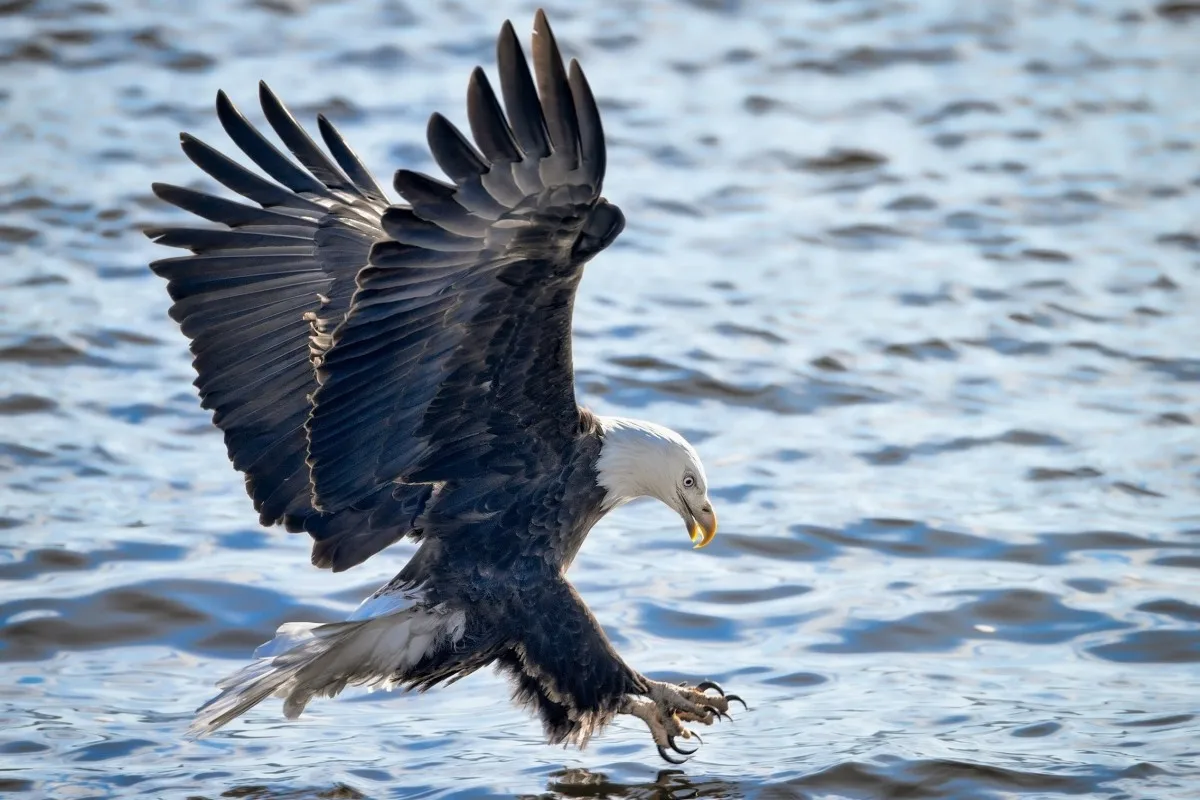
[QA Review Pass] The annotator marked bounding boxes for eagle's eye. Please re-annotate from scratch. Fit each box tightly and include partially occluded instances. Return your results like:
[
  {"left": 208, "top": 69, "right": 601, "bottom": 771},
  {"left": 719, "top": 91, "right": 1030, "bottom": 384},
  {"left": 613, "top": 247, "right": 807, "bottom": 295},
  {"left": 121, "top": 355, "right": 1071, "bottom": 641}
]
[{"left": 683, "top": 475, "right": 695, "bottom": 488}]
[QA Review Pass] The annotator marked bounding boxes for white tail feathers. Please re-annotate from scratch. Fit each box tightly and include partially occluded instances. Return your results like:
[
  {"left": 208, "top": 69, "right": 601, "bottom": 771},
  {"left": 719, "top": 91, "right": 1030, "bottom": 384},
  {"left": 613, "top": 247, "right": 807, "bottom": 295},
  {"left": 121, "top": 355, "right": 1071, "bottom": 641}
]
[{"left": 187, "top": 604, "right": 465, "bottom": 737}]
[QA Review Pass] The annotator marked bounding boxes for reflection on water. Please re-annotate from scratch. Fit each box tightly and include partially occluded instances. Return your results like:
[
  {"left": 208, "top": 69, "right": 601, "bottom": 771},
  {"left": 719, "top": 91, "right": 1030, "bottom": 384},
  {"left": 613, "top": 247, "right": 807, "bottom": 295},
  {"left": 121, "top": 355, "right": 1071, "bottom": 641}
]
[{"left": 2, "top": 0, "right": 1198, "bottom": 797}]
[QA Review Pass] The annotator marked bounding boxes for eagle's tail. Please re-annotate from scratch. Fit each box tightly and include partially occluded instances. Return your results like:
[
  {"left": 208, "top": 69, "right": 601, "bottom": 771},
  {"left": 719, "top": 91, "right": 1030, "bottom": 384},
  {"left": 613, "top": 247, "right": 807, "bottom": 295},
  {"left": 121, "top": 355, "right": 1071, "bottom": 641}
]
[{"left": 187, "top": 604, "right": 466, "bottom": 737}]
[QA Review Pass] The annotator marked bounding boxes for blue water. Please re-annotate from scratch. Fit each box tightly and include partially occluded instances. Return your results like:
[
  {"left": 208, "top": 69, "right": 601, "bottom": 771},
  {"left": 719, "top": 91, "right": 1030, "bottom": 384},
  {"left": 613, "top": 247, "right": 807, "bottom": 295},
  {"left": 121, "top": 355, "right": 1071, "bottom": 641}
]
[{"left": 2, "top": 1, "right": 1198, "bottom": 797}]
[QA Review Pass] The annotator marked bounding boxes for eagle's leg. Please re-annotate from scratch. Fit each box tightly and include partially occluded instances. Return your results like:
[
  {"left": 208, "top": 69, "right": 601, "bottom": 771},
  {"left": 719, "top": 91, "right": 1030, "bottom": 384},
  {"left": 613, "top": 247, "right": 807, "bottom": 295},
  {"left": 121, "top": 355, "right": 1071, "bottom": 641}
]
[{"left": 622, "top": 678, "right": 742, "bottom": 762}]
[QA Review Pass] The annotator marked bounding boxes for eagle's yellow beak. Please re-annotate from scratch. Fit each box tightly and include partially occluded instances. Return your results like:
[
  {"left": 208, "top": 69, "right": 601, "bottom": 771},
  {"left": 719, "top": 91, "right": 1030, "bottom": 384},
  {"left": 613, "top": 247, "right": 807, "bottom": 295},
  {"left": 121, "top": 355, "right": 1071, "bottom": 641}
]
[{"left": 687, "top": 505, "right": 718, "bottom": 549}]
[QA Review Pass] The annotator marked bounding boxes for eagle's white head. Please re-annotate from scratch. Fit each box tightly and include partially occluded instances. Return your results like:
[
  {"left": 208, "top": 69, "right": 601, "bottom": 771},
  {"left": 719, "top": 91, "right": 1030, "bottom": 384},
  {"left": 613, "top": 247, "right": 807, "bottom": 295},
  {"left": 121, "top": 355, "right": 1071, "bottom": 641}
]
[{"left": 594, "top": 416, "right": 718, "bottom": 548}]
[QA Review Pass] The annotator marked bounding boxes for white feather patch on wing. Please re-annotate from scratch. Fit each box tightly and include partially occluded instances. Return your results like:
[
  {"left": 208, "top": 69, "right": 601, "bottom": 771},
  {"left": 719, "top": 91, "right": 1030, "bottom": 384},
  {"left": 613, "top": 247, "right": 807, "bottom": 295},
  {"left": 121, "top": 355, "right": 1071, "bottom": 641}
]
[
  {"left": 188, "top": 587, "right": 466, "bottom": 737},
  {"left": 346, "top": 583, "right": 419, "bottom": 621},
  {"left": 252, "top": 622, "right": 321, "bottom": 658}
]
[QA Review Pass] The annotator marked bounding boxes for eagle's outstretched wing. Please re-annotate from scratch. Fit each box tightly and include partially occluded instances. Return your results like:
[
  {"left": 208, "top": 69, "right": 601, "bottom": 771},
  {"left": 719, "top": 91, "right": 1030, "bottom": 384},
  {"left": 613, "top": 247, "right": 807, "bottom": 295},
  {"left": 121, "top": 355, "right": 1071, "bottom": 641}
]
[
  {"left": 148, "top": 11, "right": 622, "bottom": 561},
  {"left": 306, "top": 11, "right": 623, "bottom": 513},
  {"left": 149, "top": 84, "right": 431, "bottom": 571}
]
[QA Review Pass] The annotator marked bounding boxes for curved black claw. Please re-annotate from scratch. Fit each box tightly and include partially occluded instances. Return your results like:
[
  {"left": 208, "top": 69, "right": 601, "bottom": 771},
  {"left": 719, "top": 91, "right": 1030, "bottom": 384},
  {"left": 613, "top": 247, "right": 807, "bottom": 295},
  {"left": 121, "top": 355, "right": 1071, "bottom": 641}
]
[
  {"left": 657, "top": 744, "right": 690, "bottom": 765},
  {"left": 667, "top": 734, "right": 698, "bottom": 756},
  {"left": 713, "top": 709, "right": 733, "bottom": 722},
  {"left": 696, "top": 680, "right": 725, "bottom": 696},
  {"left": 724, "top": 693, "right": 748, "bottom": 710}
]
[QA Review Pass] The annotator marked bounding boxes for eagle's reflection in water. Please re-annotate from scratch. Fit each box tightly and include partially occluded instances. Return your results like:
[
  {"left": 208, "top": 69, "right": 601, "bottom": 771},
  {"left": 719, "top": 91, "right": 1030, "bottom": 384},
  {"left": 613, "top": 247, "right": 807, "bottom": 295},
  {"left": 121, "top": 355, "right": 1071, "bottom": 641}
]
[{"left": 543, "top": 767, "right": 742, "bottom": 800}]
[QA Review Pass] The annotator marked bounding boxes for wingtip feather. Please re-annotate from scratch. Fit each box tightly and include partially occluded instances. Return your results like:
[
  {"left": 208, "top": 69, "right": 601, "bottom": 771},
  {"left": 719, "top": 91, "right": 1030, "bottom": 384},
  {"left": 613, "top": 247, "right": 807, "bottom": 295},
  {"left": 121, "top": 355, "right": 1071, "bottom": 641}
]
[
  {"left": 496, "top": 14, "right": 551, "bottom": 159},
  {"left": 530, "top": 7, "right": 580, "bottom": 167},
  {"left": 567, "top": 58, "right": 605, "bottom": 189}
]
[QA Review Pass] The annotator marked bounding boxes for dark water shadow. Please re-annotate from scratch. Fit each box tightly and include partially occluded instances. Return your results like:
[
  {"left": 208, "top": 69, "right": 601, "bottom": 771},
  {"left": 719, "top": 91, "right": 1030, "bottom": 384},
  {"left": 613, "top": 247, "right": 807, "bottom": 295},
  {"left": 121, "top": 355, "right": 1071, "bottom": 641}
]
[
  {"left": 581, "top": 363, "right": 893, "bottom": 416},
  {"left": 723, "top": 520, "right": 1199, "bottom": 567},
  {"left": 812, "top": 588, "right": 1130, "bottom": 654},
  {"left": 0, "top": 540, "right": 187, "bottom": 581},
  {"left": 184, "top": 784, "right": 367, "bottom": 800},
  {"left": 0, "top": 579, "right": 338, "bottom": 661}
]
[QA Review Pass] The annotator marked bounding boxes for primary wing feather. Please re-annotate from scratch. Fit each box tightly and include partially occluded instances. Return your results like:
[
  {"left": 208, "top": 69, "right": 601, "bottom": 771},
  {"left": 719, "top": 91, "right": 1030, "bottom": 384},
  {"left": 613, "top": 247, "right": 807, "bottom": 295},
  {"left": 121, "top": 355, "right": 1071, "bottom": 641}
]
[{"left": 306, "top": 10, "right": 624, "bottom": 513}]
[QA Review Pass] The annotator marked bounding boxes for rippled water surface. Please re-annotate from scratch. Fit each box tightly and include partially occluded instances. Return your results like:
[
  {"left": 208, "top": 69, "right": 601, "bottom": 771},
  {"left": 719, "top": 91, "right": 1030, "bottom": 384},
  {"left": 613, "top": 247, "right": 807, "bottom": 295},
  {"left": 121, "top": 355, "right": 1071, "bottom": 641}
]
[{"left": 3, "top": 0, "right": 1199, "bottom": 797}]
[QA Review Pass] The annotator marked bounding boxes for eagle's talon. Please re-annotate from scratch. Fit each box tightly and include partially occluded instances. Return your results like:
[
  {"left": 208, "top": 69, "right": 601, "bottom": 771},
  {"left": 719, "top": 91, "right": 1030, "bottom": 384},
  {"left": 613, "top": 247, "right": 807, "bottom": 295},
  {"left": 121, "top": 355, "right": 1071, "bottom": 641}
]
[
  {"left": 724, "top": 693, "right": 747, "bottom": 710},
  {"left": 657, "top": 744, "right": 690, "bottom": 765},
  {"left": 667, "top": 734, "right": 698, "bottom": 756},
  {"left": 696, "top": 680, "right": 725, "bottom": 696}
]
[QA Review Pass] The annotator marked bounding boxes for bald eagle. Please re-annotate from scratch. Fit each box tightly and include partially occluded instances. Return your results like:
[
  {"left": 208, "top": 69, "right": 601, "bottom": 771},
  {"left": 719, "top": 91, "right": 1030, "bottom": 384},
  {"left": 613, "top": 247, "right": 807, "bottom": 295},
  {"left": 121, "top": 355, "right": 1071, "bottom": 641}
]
[{"left": 147, "top": 10, "right": 741, "bottom": 763}]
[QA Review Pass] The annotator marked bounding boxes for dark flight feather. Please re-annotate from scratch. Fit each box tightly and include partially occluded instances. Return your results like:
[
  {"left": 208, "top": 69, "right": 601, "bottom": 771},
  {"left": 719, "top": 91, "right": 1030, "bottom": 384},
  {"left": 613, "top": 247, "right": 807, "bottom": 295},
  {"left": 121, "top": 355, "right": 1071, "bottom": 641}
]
[
  {"left": 179, "top": 133, "right": 325, "bottom": 214},
  {"left": 496, "top": 20, "right": 551, "bottom": 160},
  {"left": 467, "top": 67, "right": 522, "bottom": 164},
  {"left": 317, "top": 114, "right": 389, "bottom": 205},
  {"left": 568, "top": 60, "right": 606, "bottom": 188},
  {"left": 215, "top": 89, "right": 328, "bottom": 198},
  {"left": 257, "top": 81, "right": 359, "bottom": 198},
  {"left": 531, "top": 9, "right": 580, "bottom": 169}
]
